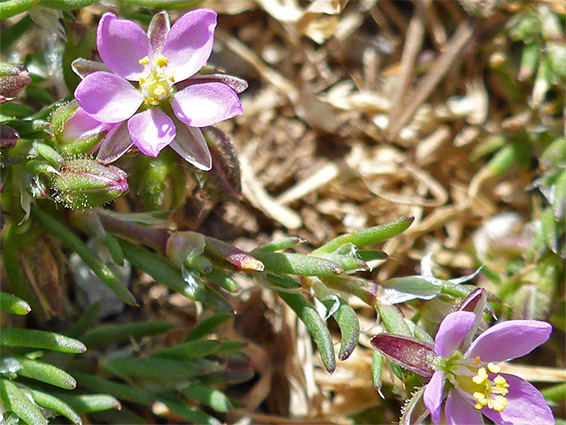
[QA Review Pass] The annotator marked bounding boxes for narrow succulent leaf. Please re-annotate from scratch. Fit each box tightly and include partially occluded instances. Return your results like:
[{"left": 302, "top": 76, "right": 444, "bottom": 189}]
[
  {"left": 205, "top": 268, "right": 240, "bottom": 293},
  {"left": 540, "top": 382, "right": 566, "bottom": 403},
  {"left": 81, "top": 321, "right": 173, "bottom": 347},
  {"left": 215, "top": 340, "right": 248, "bottom": 355},
  {"left": 156, "top": 396, "right": 220, "bottom": 425},
  {"left": 313, "top": 214, "right": 414, "bottom": 254},
  {"left": 181, "top": 384, "right": 232, "bottom": 413},
  {"left": 370, "top": 334, "right": 438, "bottom": 378},
  {"left": 321, "top": 275, "right": 378, "bottom": 306},
  {"left": 312, "top": 279, "right": 360, "bottom": 360},
  {"left": 0, "top": 292, "right": 31, "bottom": 315},
  {"left": 73, "top": 372, "right": 151, "bottom": 405},
  {"left": 204, "top": 236, "right": 264, "bottom": 271},
  {"left": 185, "top": 255, "right": 213, "bottom": 274},
  {"left": 381, "top": 276, "right": 441, "bottom": 302},
  {"left": 151, "top": 339, "right": 222, "bottom": 359},
  {"left": 357, "top": 249, "right": 388, "bottom": 262},
  {"left": 0, "top": 378, "right": 48, "bottom": 425},
  {"left": 184, "top": 313, "right": 233, "bottom": 342},
  {"left": 55, "top": 393, "right": 121, "bottom": 413},
  {"left": 28, "top": 388, "right": 82, "bottom": 424},
  {"left": 313, "top": 252, "right": 370, "bottom": 272},
  {"left": 377, "top": 303, "right": 413, "bottom": 337},
  {"left": 32, "top": 209, "right": 136, "bottom": 306},
  {"left": 372, "top": 350, "right": 384, "bottom": 397},
  {"left": 34, "top": 0, "right": 98, "bottom": 10},
  {"left": 104, "top": 357, "right": 223, "bottom": 380},
  {"left": 252, "top": 236, "right": 307, "bottom": 253},
  {"left": 0, "top": 329, "right": 86, "bottom": 353},
  {"left": 119, "top": 239, "right": 234, "bottom": 312},
  {"left": 254, "top": 251, "right": 343, "bottom": 276},
  {"left": 65, "top": 303, "right": 102, "bottom": 338},
  {"left": 399, "top": 386, "right": 429, "bottom": 425},
  {"left": 267, "top": 274, "right": 336, "bottom": 373},
  {"left": 13, "top": 356, "right": 77, "bottom": 389}
]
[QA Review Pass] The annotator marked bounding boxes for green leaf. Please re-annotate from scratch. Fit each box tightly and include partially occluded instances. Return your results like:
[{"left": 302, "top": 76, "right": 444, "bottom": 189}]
[
  {"left": 0, "top": 292, "right": 31, "bottom": 315},
  {"left": 38, "top": 0, "right": 99, "bottom": 10},
  {"left": 104, "top": 357, "right": 223, "bottom": 380},
  {"left": 13, "top": 356, "right": 77, "bottom": 389},
  {"left": 313, "top": 214, "right": 414, "bottom": 254},
  {"left": 311, "top": 279, "right": 360, "bottom": 360},
  {"left": 371, "top": 351, "right": 384, "bottom": 396},
  {"left": 114, "top": 0, "right": 204, "bottom": 10},
  {"left": 267, "top": 274, "right": 336, "bottom": 373},
  {"left": 205, "top": 268, "right": 240, "bottom": 293},
  {"left": 184, "top": 313, "right": 233, "bottom": 342},
  {"left": 156, "top": 395, "right": 220, "bottom": 425},
  {"left": 32, "top": 208, "right": 136, "bottom": 306},
  {"left": 55, "top": 393, "right": 121, "bottom": 413},
  {"left": 81, "top": 321, "right": 173, "bottom": 348},
  {"left": 28, "top": 388, "right": 82, "bottom": 424},
  {"left": 73, "top": 372, "right": 151, "bottom": 405},
  {"left": 0, "top": 329, "right": 86, "bottom": 353},
  {"left": 0, "top": 379, "right": 48, "bottom": 425},
  {"left": 151, "top": 339, "right": 222, "bottom": 359},
  {"left": 120, "top": 239, "right": 234, "bottom": 312},
  {"left": 0, "top": 0, "right": 40, "bottom": 20},
  {"left": 181, "top": 383, "right": 232, "bottom": 413},
  {"left": 253, "top": 251, "right": 343, "bottom": 276},
  {"left": 252, "top": 236, "right": 306, "bottom": 253}
]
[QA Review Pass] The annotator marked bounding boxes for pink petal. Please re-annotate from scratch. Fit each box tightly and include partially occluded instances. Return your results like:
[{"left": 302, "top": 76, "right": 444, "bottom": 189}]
[
  {"left": 127, "top": 109, "right": 175, "bottom": 157},
  {"left": 171, "top": 82, "right": 243, "bottom": 128},
  {"left": 465, "top": 320, "right": 552, "bottom": 363},
  {"left": 434, "top": 311, "right": 476, "bottom": 358},
  {"left": 169, "top": 121, "right": 212, "bottom": 171},
  {"left": 161, "top": 9, "right": 217, "bottom": 82},
  {"left": 97, "top": 12, "right": 152, "bottom": 81},
  {"left": 176, "top": 73, "right": 248, "bottom": 94},
  {"left": 96, "top": 121, "right": 134, "bottom": 164},
  {"left": 75, "top": 71, "right": 142, "bottom": 124},
  {"left": 445, "top": 391, "right": 484, "bottom": 425},
  {"left": 61, "top": 107, "right": 112, "bottom": 143},
  {"left": 480, "top": 374, "right": 554, "bottom": 425},
  {"left": 423, "top": 371, "right": 445, "bottom": 425}
]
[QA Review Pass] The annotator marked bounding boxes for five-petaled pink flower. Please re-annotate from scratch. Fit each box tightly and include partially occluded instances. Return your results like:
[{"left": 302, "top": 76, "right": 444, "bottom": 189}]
[
  {"left": 371, "top": 289, "right": 555, "bottom": 425},
  {"left": 74, "top": 9, "right": 244, "bottom": 170}
]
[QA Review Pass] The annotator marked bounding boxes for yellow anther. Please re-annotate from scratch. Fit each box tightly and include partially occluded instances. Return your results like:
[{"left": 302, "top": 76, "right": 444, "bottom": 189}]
[
  {"left": 493, "top": 375, "right": 508, "bottom": 387},
  {"left": 153, "top": 55, "right": 169, "bottom": 68},
  {"left": 139, "top": 56, "right": 150, "bottom": 65},
  {"left": 493, "top": 396, "right": 508, "bottom": 411},
  {"left": 487, "top": 363, "right": 500, "bottom": 374},
  {"left": 473, "top": 392, "right": 486, "bottom": 404},
  {"left": 473, "top": 367, "right": 488, "bottom": 385},
  {"left": 471, "top": 356, "right": 482, "bottom": 365}
]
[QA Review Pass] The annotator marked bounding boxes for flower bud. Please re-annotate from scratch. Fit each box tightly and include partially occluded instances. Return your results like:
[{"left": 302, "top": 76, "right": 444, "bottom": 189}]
[
  {"left": 51, "top": 158, "right": 128, "bottom": 210},
  {"left": 50, "top": 100, "right": 113, "bottom": 155},
  {"left": 0, "top": 63, "right": 31, "bottom": 103},
  {"left": 0, "top": 124, "right": 19, "bottom": 150}
]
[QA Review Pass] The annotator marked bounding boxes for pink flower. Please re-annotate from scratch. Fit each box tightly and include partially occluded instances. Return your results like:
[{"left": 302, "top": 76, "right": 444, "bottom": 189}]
[
  {"left": 371, "top": 289, "right": 555, "bottom": 425},
  {"left": 73, "top": 10, "right": 244, "bottom": 170}
]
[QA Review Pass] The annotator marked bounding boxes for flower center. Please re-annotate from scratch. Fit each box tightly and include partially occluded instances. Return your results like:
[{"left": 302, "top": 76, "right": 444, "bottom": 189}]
[
  {"left": 138, "top": 55, "right": 175, "bottom": 106},
  {"left": 442, "top": 354, "right": 510, "bottom": 413}
]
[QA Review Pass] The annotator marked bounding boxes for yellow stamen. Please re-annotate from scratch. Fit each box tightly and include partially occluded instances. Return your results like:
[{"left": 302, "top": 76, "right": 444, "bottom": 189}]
[
  {"left": 487, "top": 363, "right": 500, "bottom": 374},
  {"left": 139, "top": 56, "right": 150, "bottom": 65},
  {"left": 473, "top": 367, "right": 488, "bottom": 385},
  {"left": 471, "top": 356, "right": 482, "bottom": 365},
  {"left": 153, "top": 55, "right": 169, "bottom": 68}
]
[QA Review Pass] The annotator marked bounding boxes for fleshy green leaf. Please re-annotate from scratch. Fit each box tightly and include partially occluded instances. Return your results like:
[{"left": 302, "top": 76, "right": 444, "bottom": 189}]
[{"left": 0, "top": 329, "right": 86, "bottom": 353}]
